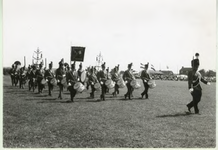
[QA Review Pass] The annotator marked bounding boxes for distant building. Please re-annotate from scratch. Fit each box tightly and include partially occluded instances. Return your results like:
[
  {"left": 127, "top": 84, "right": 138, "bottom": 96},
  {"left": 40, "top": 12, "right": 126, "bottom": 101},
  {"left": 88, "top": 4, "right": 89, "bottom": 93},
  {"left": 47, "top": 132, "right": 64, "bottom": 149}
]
[
  {"left": 160, "top": 70, "right": 174, "bottom": 75},
  {"left": 179, "top": 67, "right": 192, "bottom": 75}
]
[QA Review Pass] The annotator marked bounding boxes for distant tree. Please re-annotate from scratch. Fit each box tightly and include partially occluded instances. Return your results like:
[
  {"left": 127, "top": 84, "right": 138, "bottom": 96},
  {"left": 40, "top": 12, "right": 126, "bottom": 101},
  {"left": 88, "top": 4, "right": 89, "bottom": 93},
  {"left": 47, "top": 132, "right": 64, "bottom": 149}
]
[
  {"left": 206, "top": 70, "right": 216, "bottom": 77},
  {"left": 199, "top": 69, "right": 206, "bottom": 77}
]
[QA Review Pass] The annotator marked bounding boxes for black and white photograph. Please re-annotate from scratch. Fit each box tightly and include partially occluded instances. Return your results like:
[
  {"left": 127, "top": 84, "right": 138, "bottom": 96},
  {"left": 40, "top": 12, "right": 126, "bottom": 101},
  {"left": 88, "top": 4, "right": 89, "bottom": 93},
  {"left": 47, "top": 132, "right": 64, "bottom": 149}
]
[{"left": 2, "top": 0, "right": 216, "bottom": 148}]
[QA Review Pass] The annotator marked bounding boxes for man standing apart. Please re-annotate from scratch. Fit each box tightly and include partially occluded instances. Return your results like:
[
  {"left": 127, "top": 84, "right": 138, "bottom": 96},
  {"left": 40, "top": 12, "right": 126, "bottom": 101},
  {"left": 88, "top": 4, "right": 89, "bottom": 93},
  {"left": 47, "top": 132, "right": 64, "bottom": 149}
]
[{"left": 187, "top": 53, "right": 210, "bottom": 114}]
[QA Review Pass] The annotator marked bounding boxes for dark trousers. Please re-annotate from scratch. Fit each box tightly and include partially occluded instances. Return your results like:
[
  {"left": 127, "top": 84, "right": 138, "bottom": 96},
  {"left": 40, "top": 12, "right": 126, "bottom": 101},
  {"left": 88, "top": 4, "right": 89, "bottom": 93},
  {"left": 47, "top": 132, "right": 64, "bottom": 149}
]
[
  {"left": 10, "top": 75, "right": 14, "bottom": 86},
  {"left": 37, "top": 80, "right": 44, "bottom": 93},
  {"left": 187, "top": 90, "right": 202, "bottom": 114},
  {"left": 48, "top": 82, "right": 53, "bottom": 96},
  {"left": 101, "top": 84, "right": 107, "bottom": 100},
  {"left": 141, "top": 81, "right": 149, "bottom": 98},
  {"left": 125, "top": 82, "right": 133, "bottom": 99},
  {"left": 58, "top": 83, "right": 64, "bottom": 99},
  {"left": 90, "top": 84, "right": 96, "bottom": 98},
  {"left": 68, "top": 86, "right": 77, "bottom": 101},
  {"left": 113, "top": 84, "right": 119, "bottom": 95}
]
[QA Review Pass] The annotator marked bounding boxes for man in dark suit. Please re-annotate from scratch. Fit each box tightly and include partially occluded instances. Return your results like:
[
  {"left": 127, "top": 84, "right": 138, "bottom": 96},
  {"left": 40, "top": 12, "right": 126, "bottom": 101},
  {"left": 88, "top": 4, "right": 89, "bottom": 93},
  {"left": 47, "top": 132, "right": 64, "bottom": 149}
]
[
  {"left": 187, "top": 53, "right": 210, "bottom": 114},
  {"left": 44, "top": 62, "right": 55, "bottom": 96},
  {"left": 9, "top": 64, "right": 15, "bottom": 86},
  {"left": 88, "top": 66, "right": 99, "bottom": 98},
  {"left": 97, "top": 62, "right": 107, "bottom": 100},
  {"left": 141, "top": 63, "right": 151, "bottom": 99},
  {"left": 123, "top": 63, "right": 135, "bottom": 100}
]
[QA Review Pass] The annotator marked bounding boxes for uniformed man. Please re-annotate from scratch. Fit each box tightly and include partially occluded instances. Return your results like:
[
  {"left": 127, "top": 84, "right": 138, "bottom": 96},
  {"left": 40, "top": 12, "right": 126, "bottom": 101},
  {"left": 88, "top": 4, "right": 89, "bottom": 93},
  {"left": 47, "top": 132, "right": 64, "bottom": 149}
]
[
  {"left": 88, "top": 66, "right": 99, "bottom": 98},
  {"left": 77, "top": 63, "right": 84, "bottom": 84},
  {"left": 29, "top": 65, "right": 37, "bottom": 92},
  {"left": 26, "top": 65, "right": 32, "bottom": 91},
  {"left": 97, "top": 62, "right": 107, "bottom": 100},
  {"left": 55, "top": 59, "right": 66, "bottom": 99},
  {"left": 9, "top": 64, "right": 15, "bottom": 86},
  {"left": 187, "top": 53, "right": 210, "bottom": 114},
  {"left": 111, "top": 66, "right": 120, "bottom": 97},
  {"left": 140, "top": 63, "right": 151, "bottom": 99},
  {"left": 44, "top": 62, "right": 55, "bottom": 96},
  {"left": 123, "top": 63, "right": 135, "bottom": 100},
  {"left": 18, "top": 66, "right": 26, "bottom": 89},
  {"left": 36, "top": 62, "right": 45, "bottom": 93},
  {"left": 66, "top": 62, "right": 78, "bottom": 102}
]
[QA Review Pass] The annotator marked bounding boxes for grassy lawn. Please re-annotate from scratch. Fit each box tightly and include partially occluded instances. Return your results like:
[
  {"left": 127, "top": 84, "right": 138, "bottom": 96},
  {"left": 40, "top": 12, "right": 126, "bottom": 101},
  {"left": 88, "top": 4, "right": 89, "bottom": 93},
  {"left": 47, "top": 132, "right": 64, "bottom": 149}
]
[{"left": 3, "top": 75, "right": 216, "bottom": 148}]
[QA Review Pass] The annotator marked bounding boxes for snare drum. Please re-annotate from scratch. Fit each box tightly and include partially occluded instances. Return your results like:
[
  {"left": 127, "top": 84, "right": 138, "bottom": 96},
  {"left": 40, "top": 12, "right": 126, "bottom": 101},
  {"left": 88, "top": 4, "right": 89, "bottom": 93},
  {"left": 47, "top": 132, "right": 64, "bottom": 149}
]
[
  {"left": 50, "top": 78, "right": 57, "bottom": 86},
  {"left": 94, "top": 83, "right": 101, "bottom": 91},
  {"left": 81, "top": 71, "right": 86, "bottom": 82},
  {"left": 105, "top": 79, "right": 115, "bottom": 89},
  {"left": 74, "top": 82, "right": 85, "bottom": 93},
  {"left": 148, "top": 80, "right": 156, "bottom": 89},
  {"left": 117, "top": 78, "right": 126, "bottom": 88},
  {"left": 41, "top": 79, "right": 47, "bottom": 85},
  {"left": 130, "top": 80, "right": 141, "bottom": 89}
]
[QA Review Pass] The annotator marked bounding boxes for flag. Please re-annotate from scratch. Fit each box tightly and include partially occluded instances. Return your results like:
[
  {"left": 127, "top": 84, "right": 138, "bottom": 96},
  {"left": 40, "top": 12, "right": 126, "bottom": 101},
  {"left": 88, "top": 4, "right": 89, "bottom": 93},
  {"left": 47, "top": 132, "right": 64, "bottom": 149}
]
[
  {"left": 151, "top": 64, "right": 156, "bottom": 71},
  {"left": 71, "top": 46, "right": 86, "bottom": 62}
]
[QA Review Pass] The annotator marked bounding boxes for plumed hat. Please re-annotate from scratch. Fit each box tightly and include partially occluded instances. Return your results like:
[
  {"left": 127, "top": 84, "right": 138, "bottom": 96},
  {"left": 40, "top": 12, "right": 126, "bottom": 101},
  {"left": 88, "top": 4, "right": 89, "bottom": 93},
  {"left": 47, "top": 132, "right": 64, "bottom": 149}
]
[
  {"left": 49, "top": 61, "right": 53, "bottom": 67},
  {"left": 71, "top": 62, "right": 75, "bottom": 70},
  {"left": 101, "top": 62, "right": 106, "bottom": 68},
  {"left": 59, "top": 58, "right": 64, "bottom": 65},
  {"left": 128, "top": 63, "right": 133, "bottom": 68},
  {"left": 145, "top": 62, "right": 149, "bottom": 68}
]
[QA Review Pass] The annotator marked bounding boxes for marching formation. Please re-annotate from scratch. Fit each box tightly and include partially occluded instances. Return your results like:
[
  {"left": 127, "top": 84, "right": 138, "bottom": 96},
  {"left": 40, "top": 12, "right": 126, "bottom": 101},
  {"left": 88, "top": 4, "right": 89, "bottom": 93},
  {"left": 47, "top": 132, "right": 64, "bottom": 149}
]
[
  {"left": 8, "top": 53, "right": 211, "bottom": 114},
  {"left": 9, "top": 59, "right": 156, "bottom": 103}
]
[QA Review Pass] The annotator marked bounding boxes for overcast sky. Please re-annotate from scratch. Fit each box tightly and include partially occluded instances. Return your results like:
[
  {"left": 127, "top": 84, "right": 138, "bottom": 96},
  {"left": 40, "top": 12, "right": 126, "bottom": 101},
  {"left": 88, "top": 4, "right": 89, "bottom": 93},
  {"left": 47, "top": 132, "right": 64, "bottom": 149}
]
[{"left": 3, "top": 0, "right": 216, "bottom": 73}]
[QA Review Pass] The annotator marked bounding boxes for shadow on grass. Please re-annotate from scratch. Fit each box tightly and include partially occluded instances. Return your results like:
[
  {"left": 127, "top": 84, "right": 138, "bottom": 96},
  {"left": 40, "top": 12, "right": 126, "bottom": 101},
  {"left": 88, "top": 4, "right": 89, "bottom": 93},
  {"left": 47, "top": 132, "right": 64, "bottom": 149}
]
[{"left": 156, "top": 112, "right": 193, "bottom": 118}]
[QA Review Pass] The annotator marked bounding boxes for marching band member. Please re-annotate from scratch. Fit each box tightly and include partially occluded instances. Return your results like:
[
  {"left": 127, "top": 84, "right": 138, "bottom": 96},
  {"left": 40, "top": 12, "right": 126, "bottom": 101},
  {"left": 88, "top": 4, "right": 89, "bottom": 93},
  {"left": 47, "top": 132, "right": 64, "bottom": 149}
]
[
  {"left": 29, "top": 65, "right": 37, "bottom": 92},
  {"left": 36, "top": 62, "right": 45, "bottom": 93},
  {"left": 111, "top": 66, "right": 120, "bottom": 97},
  {"left": 55, "top": 58, "right": 66, "bottom": 99},
  {"left": 88, "top": 66, "right": 99, "bottom": 98},
  {"left": 18, "top": 66, "right": 26, "bottom": 89},
  {"left": 123, "top": 63, "right": 135, "bottom": 100},
  {"left": 44, "top": 62, "right": 55, "bottom": 96},
  {"left": 9, "top": 64, "right": 16, "bottom": 86},
  {"left": 187, "top": 53, "right": 210, "bottom": 114},
  {"left": 66, "top": 62, "right": 78, "bottom": 102},
  {"left": 140, "top": 63, "right": 151, "bottom": 99},
  {"left": 26, "top": 65, "right": 32, "bottom": 91},
  {"left": 97, "top": 62, "right": 107, "bottom": 101},
  {"left": 77, "top": 63, "right": 84, "bottom": 84}
]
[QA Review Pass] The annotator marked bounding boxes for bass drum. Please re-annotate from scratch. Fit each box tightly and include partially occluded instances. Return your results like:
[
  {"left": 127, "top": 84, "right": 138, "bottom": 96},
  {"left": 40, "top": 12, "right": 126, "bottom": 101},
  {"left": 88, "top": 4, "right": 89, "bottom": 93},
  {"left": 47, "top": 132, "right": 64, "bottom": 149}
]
[{"left": 130, "top": 80, "right": 141, "bottom": 89}]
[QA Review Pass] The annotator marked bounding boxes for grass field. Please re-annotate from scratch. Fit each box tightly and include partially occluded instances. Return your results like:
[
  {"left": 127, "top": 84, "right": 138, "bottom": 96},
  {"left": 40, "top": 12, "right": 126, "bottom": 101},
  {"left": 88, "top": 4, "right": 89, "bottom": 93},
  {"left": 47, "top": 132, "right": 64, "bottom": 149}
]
[{"left": 3, "top": 75, "right": 216, "bottom": 148}]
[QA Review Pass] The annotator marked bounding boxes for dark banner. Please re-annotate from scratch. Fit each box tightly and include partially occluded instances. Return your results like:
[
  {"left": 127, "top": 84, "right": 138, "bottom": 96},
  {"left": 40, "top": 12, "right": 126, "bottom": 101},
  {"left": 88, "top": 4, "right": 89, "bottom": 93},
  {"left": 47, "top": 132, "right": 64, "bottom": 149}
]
[{"left": 71, "top": 46, "right": 85, "bottom": 62}]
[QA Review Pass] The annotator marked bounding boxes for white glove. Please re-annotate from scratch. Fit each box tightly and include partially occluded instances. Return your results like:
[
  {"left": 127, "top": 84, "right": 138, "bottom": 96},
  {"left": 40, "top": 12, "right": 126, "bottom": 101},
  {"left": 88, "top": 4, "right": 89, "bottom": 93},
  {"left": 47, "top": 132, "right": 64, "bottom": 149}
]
[
  {"left": 144, "top": 80, "right": 147, "bottom": 82},
  {"left": 63, "top": 74, "right": 66, "bottom": 77},
  {"left": 77, "top": 78, "right": 80, "bottom": 81},
  {"left": 100, "top": 81, "right": 103, "bottom": 85},
  {"left": 125, "top": 81, "right": 128, "bottom": 84},
  {"left": 189, "top": 88, "right": 194, "bottom": 93},
  {"left": 207, "top": 82, "right": 211, "bottom": 85}
]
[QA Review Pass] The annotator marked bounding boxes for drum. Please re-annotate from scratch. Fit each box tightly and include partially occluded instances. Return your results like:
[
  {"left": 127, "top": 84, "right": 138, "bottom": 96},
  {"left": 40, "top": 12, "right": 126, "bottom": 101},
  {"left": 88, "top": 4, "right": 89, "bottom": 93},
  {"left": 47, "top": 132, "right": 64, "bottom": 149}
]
[
  {"left": 105, "top": 79, "right": 115, "bottom": 89},
  {"left": 81, "top": 71, "right": 86, "bottom": 82},
  {"left": 130, "top": 80, "right": 141, "bottom": 89},
  {"left": 94, "top": 83, "right": 101, "bottom": 91},
  {"left": 117, "top": 78, "right": 126, "bottom": 88},
  {"left": 148, "top": 80, "right": 156, "bottom": 89},
  {"left": 41, "top": 79, "right": 47, "bottom": 85},
  {"left": 50, "top": 78, "right": 57, "bottom": 85},
  {"left": 74, "top": 82, "right": 85, "bottom": 93},
  {"left": 61, "top": 77, "right": 67, "bottom": 84}
]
